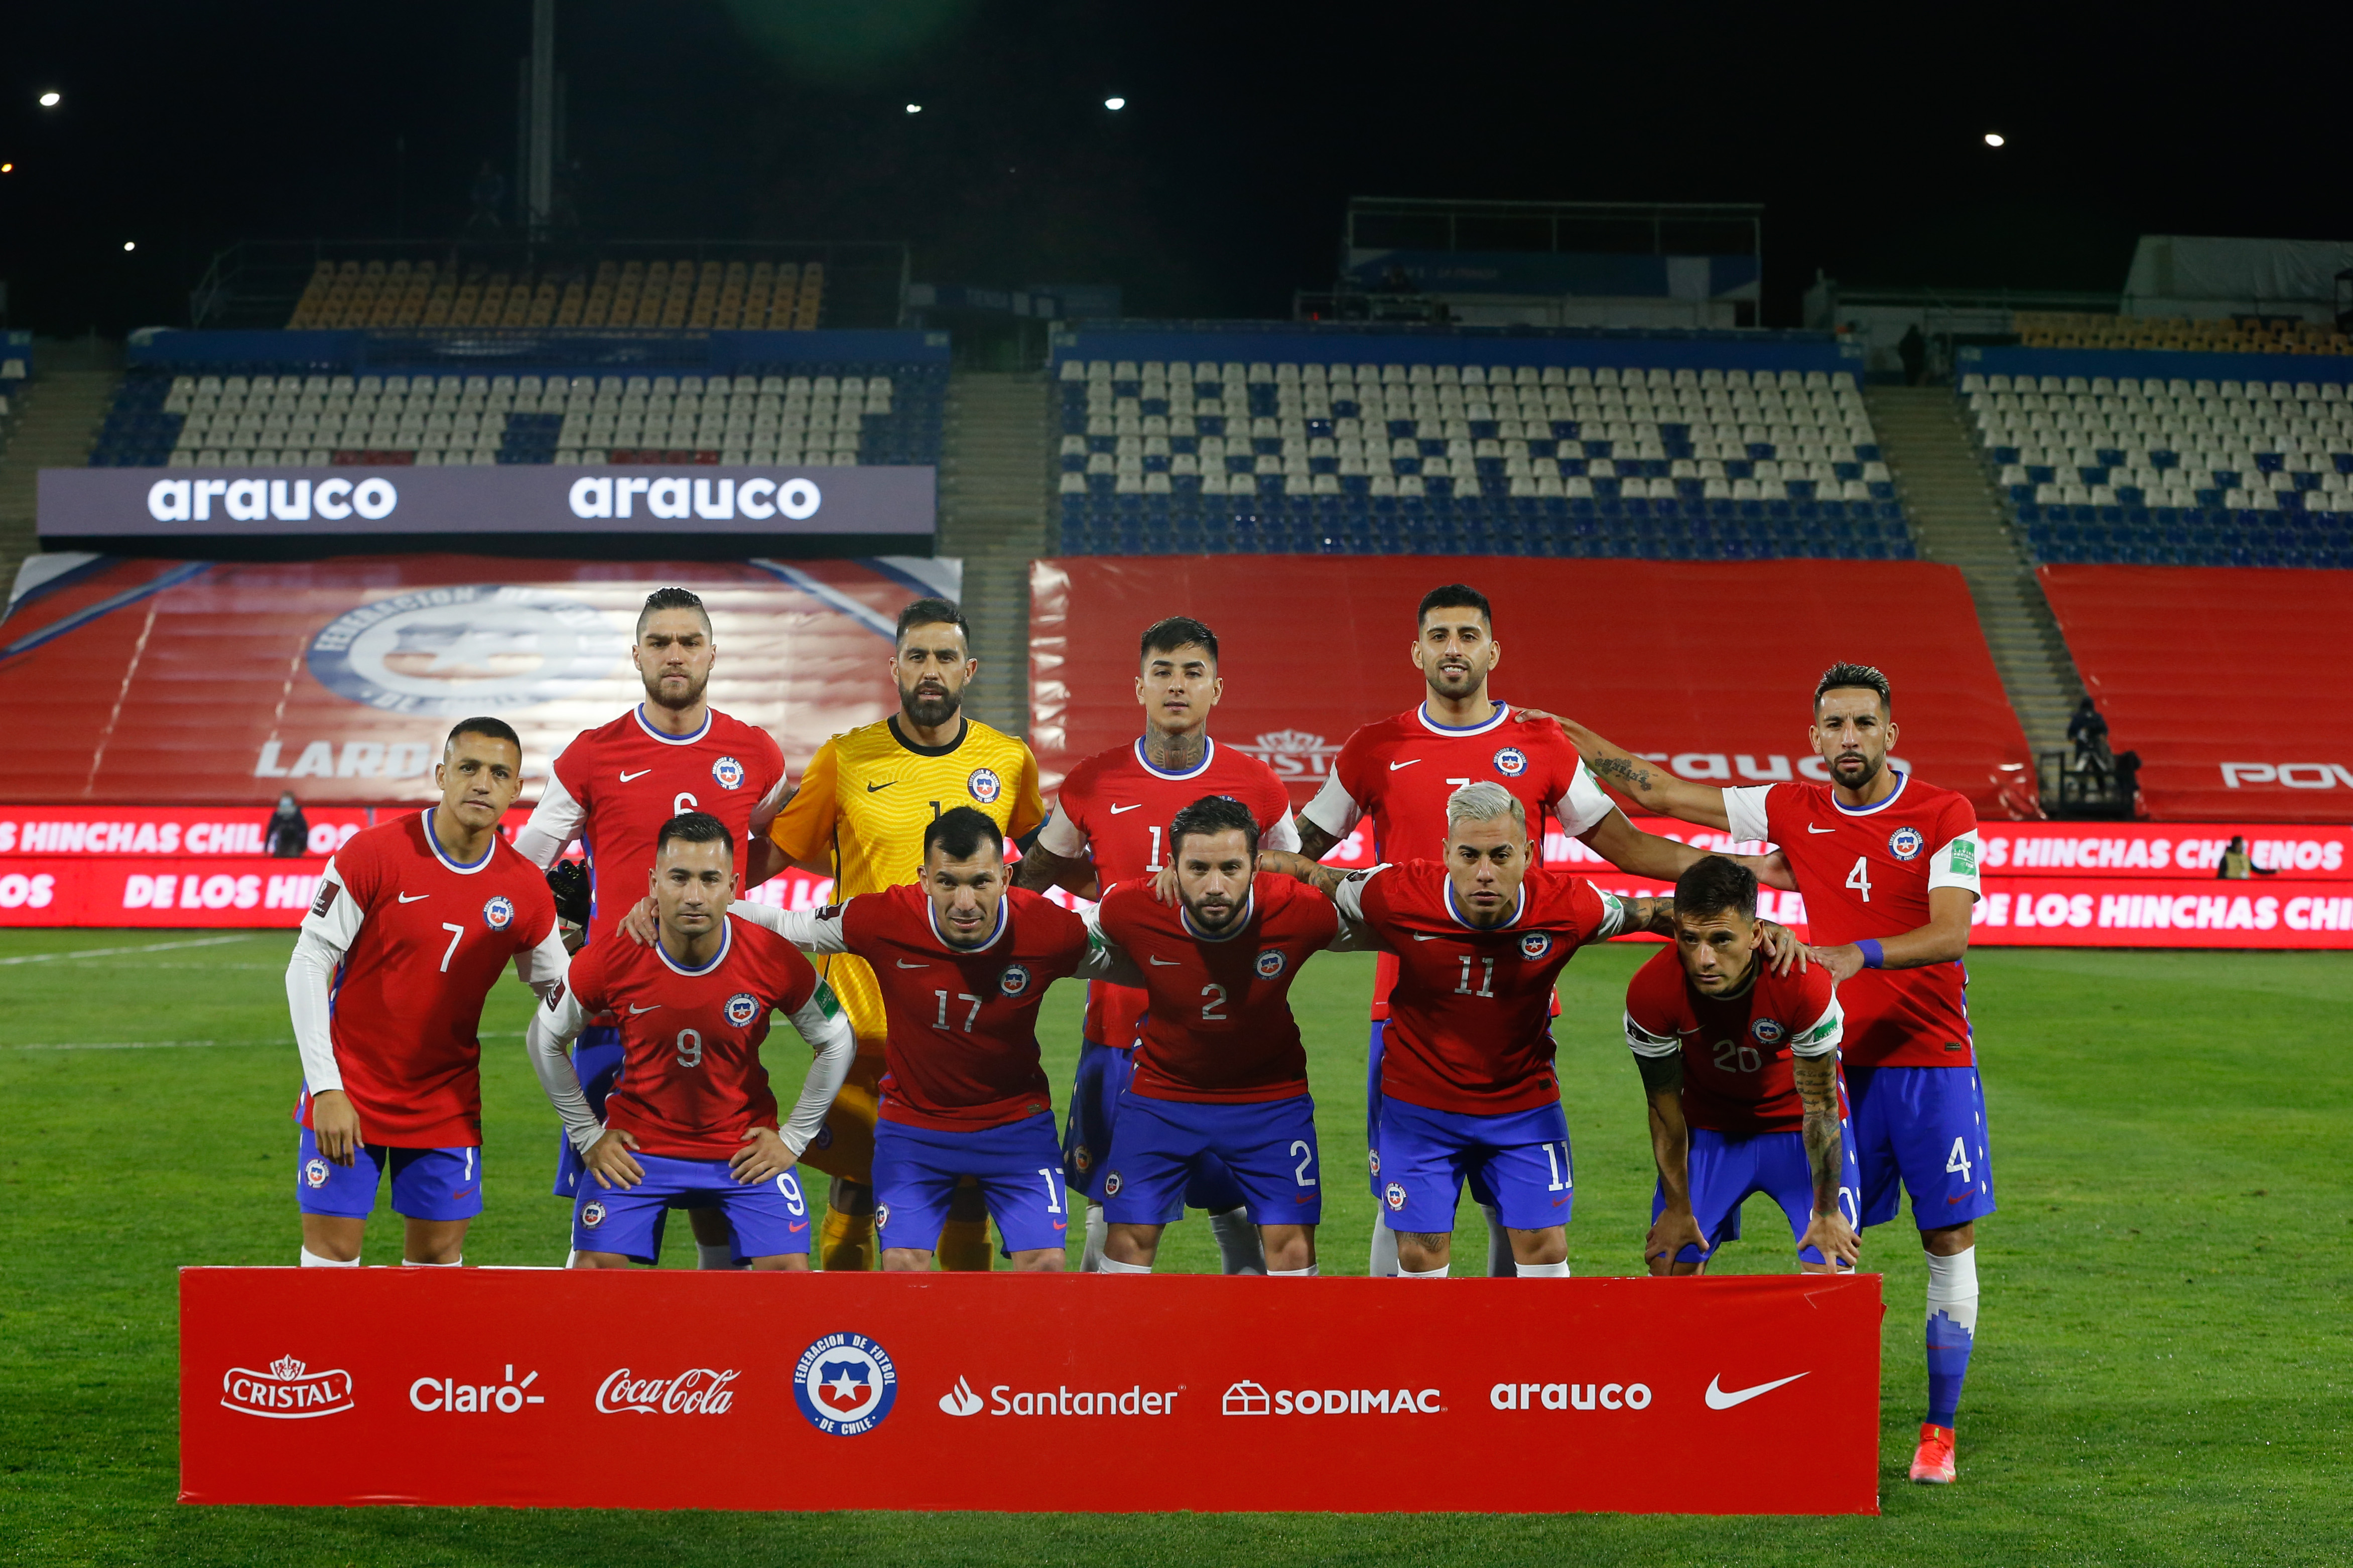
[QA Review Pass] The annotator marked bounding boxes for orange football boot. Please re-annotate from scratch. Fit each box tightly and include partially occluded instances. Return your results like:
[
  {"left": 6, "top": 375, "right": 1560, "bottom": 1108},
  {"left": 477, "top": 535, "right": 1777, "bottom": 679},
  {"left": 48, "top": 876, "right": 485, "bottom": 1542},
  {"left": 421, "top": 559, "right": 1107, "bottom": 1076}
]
[{"left": 1909, "top": 1422, "right": 1957, "bottom": 1484}]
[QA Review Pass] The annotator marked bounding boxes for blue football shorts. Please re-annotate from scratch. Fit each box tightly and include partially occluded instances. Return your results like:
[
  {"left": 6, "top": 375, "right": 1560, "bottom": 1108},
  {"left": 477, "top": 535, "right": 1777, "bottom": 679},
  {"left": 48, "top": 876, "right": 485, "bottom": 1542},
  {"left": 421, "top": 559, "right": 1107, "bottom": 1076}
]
[
  {"left": 1063, "top": 1036, "right": 1249, "bottom": 1217},
  {"left": 1846, "top": 1064, "right": 1997, "bottom": 1231},
  {"left": 1650, "top": 1123, "right": 1863, "bottom": 1266},
  {"left": 877, "top": 1111, "right": 1073, "bottom": 1254},
  {"left": 297, "top": 1125, "right": 483, "bottom": 1222},
  {"left": 1374, "top": 1095, "right": 1573, "bottom": 1235},
  {"left": 571, "top": 1152, "right": 810, "bottom": 1264},
  {"left": 1101, "top": 1090, "right": 1322, "bottom": 1228}
]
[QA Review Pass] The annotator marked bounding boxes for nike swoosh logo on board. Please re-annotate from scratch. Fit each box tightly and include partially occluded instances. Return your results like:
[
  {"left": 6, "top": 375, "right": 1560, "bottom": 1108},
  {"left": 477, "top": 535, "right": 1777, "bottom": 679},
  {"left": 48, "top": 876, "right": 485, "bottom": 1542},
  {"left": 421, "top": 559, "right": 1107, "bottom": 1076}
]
[
  {"left": 1388, "top": 759, "right": 1423, "bottom": 771},
  {"left": 398, "top": 893, "right": 429, "bottom": 903},
  {"left": 866, "top": 780, "right": 896, "bottom": 792},
  {"left": 1806, "top": 824, "right": 1837, "bottom": 834},
  {"left": 619, "top": 769, "right": 653, "bottom": 783},
  {"left": 1704, "top": 1371, "right": 1809, "bottom": 1410},
  {"left": 1109, "top": 803, "right": 1143, "bottom": 814},
  {"left": 894, "top": 959, "right": 929, "bottom": 969},
  {"left": 628, "top": 1004, "right": 662, "bottom": 1014},
  {"left": 1148, "top": 956, "right": 1181, "bottom": 966}
]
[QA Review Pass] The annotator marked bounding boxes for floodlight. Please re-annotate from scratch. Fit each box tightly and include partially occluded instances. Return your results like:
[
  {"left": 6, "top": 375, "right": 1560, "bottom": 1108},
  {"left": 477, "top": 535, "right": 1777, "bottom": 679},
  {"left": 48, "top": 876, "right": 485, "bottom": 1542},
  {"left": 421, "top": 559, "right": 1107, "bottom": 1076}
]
[
  {"left": 905, "top": 103, "right": 922, "bottom": 114},
  {"left": 1104, "top": 96, "right": 1126, "bottom": 111},
  {"left": 39, "top": 92, "right": 62, "bottom": 108},
  {"left": 123, "top": 241, "right": 136, "bottom": 252},
  {"left": 1984, "top": 132, "right": 2005, "bottom": 147}
]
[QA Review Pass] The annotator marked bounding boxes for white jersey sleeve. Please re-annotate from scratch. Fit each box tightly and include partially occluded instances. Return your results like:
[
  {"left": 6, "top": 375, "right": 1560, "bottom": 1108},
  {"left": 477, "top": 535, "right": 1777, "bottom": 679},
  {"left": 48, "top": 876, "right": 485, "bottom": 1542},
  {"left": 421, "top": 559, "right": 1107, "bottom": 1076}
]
[
  {"left": 1033, "top": 807, "right": 1088, "bottom": 861},
  {"left": 510, "top": 929, "right": 571, "bottom": 1005},
  {"left": 1075, "top": 908, "right": 1145, "bottom": 987},
  {"left": 1262, "top": 805, "right": 1302, "bottom": 855},
  {"left": 1787, "top": 994, "right": 1845, "bottom": 1058},
  {"left": 778, "top": 981, "right": 855, "bottom": 1156},
  {"left": 513, "top": 771, "right": 587, "bottom": 870},
  {"left": 726, "top": 900, "right": 851, "bottom": 954},
  {"left": 1722, "top": 784, "right": 1775, "bottom": 845},
  {"left": 524, "top": 972, "right": 600, "bottom": 1154},
  {"left": 285, "top": 857, "right": 365, "bottom": 1094},
  {"left": 1927, "top": 831, "right": 1984, "bottom": 897},
  {"left": 1554, "top": 759, "right": 1615, "bottom": 837},
  {"left": 1624, "top": 1010, "right": 1682, "bottom": 1058},
  {"left": 1299, "top": 768, "right": 1364, "bottom": 840},
  {"left": 1590, "top": 888, "right": 1629, "bottom": 942}
]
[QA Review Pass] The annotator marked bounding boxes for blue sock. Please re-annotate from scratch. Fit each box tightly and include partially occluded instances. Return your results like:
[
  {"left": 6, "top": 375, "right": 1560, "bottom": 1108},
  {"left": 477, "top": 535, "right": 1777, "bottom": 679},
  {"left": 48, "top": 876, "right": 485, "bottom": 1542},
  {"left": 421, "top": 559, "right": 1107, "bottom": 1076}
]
[{"left": 1923, "top": 1246, "right": 1980, "bottom": 1429}]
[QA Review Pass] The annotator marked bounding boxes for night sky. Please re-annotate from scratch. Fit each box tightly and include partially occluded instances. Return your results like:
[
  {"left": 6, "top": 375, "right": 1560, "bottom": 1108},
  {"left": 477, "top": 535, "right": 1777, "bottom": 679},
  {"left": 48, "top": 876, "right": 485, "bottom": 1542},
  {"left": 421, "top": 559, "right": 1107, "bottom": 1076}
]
[{"left": 5, "top": 0, "right": 2349, "bottom": 336}]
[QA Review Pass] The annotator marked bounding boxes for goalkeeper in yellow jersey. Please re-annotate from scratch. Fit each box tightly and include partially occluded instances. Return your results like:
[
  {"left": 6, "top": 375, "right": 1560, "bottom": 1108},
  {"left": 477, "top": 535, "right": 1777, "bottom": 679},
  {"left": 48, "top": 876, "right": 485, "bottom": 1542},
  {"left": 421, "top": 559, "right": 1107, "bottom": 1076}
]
[{"left": 753, "top": 596, "right": 1044, "bottom": 1271}]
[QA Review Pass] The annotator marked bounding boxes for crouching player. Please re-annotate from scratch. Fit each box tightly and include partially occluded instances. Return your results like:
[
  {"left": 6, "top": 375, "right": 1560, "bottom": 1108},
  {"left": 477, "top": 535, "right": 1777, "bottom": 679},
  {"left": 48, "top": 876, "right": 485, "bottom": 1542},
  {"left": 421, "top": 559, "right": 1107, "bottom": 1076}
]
[
  {"left": 1623, "top": 856, "right": 1859, "bottom": 1276},
  {"left": 527, "top": 813, "right": 855, "bottom": 1269},
  {"left": 1261, "top": 781, "right": 1682, "bottom": 1278},
  {"left": 285, "top": 718, "right": 568, "bottom": 1268},
  {"left": 725, "top": 808, "right": 1133, "bottom": 1269},
  {"left": 1094, "top": 796, "right": 1363, "bottom": 1275}
]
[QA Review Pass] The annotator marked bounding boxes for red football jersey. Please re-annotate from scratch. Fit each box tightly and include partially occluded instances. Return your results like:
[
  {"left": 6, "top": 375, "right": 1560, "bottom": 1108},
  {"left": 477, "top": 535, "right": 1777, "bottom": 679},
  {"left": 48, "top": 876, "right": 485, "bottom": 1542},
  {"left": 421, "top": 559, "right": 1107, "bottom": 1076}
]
[
  {"left": 1038, "top": 736, "right": 1299, "bottom": 1051},
  {"left": 1345, "top": 860, "right": 1619, "bottom": 1116},
  {"left": 527, "top": 704, "right": 789, "bottom": 951},
  {"left": 1300, "top": 701, "right": 1614, "bottom": 1019},
  {"left": 1623, "top": 945, "right": 1846, "bottom": 1136},
  {"left": 828, "top": 884, "right": 1093, "bottom": 1131},
  {"left": 1097, "top": 874, "right": 1339, "bottom": 1103},
  {"left": 556, "top": 915, "right": 819, "bottom": 1159},
  {"left": 300, "top": 811, "right": 557, "bottom": 1146},
  {"left": 1724, "top": 773, "right": 1982, "bottom": 1069}
]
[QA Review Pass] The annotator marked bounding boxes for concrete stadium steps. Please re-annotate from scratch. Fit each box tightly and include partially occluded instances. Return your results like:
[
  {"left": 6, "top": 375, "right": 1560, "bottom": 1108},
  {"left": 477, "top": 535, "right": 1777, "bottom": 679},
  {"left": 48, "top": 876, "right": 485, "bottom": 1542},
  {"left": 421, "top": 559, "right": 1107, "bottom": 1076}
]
[
  {"left": 936, "top": 370, "right": 1052, "bottom": 739},
  {"left": 0, "top": 341, "right": 124, "bottom": 605},
  {"left": 1869, "top": 385, "right": 2085, "bottom": 757}
]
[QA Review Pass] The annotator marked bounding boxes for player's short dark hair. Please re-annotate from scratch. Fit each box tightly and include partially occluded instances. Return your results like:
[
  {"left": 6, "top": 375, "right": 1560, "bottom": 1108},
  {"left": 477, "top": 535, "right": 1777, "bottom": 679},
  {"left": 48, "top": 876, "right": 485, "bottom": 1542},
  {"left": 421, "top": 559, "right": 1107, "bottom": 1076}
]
[
  {"left": 444, "top": 716, "right": 521, "bottom": 759},
  {"left": 1140, "top": 615, "right": 1219, "bottom": 666},
  {"left": 1168, "top": 794, "right": 1260, "bottom": 860},
  {"left": 1417, "top": 583, "right": 1493, "bottom": 629},
  {"left": 1815, "top": 661, "right": 1891, "bottom": 716},
  {"left": 1675, "top": 854, "right": 1758, "bottom": 923},
  {"left": 656, "top": 810, "right": 734, "bottom": 858},
  {"left": 924, "top": 805, "right": 1004, "bottom": 864},
  {"left": 637, "top": 586, "right": 711, "bottom": 638},
  {"left": 895, "top": 596, "right": 970, "bottom": 646}
]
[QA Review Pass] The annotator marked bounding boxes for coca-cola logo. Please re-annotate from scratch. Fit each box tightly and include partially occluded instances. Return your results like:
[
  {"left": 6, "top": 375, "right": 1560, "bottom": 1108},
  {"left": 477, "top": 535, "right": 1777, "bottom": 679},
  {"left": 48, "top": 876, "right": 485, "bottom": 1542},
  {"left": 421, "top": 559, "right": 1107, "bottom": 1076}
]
[
  {"left": 222, "top": 1354, "right": 355, "bottom": 1419},
  {"left": 595, "top": 1366, "right": 740, "bottom": 1415}
]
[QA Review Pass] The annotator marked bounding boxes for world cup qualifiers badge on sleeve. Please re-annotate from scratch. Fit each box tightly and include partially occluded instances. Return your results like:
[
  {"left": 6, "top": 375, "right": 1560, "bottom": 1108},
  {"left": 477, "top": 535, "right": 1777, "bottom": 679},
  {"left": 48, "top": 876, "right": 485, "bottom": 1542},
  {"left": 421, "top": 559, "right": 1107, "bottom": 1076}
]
[
  {"left": 482, "top": 895, "right": 514, "bottom": 931},
  {"left": 1888, "top": 825, "right": 1924, "bottom": 861},
  {"left": 724, "top": 993, "right": 761, "bottom": 1027},
  {"left": 1493, "top": 746, "right": 1528, "bottom": 777},
  {"left": 712, "top": 755, "right": 744, "bottom": 790},
  {"left": 966, "top": 768, "right": 1002, "bottom": 804}
]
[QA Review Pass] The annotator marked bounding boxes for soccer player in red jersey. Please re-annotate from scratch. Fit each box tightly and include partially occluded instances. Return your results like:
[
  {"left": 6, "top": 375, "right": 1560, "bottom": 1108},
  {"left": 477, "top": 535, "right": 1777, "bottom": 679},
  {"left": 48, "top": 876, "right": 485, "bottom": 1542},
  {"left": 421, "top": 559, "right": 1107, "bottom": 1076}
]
[
  {"left": 526, "top": 813, "right": 854, "bottom": 1269},
  {"left": 285, "top": 718, "right": 567, "bottom": 1268},
  {"left": 1090, "top": 797, "right": 1360, "bottom": 1276},
  {"left": 1623, "top": 856, "right": 1859, "bottom": 1278},
  {"left": 1259, "top": 782, "right": 1684, "bottom": 1277},
  {"left": 1560, "top": 662, "right": 1988, "bottom": 1485},
  {"left": 731, "top": 807, "right": 1135, "bottom": 1270},
  {"left": 514, "top": 586, "right": 789, "bottom": 1267},
  {"left": 1293, "top": 582, "right": 1786, "bottom": 1277},
  {"left": 1015, "top": 615, "right": 1298, "bottom": 1274}
]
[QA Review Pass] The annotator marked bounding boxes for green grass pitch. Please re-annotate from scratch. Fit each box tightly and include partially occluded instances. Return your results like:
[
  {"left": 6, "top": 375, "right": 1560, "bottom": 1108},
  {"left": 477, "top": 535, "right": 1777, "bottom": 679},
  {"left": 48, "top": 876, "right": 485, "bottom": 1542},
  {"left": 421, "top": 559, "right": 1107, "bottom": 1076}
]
[{"left": 1, "top": 927, "right": 2345, "bottom": 1564}]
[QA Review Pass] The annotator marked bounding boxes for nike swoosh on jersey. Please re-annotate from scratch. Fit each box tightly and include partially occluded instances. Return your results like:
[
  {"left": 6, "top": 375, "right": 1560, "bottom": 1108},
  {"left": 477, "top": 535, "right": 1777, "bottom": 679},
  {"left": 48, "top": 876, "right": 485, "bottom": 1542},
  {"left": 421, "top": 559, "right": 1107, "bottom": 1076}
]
[
  {"left": 1807, "top": 824, "right": 1838, "bottom": 834},
  {"left": 619, "top": 769, "right": 653, "bottom": 782},
  {"left": 1388, "top": 759, "right": 1423, "bottom": 771},
  {"left": 1704, "top": 1371, "right": 1808, "bottom": 1410},
  {"left": 866, "top": 780, "right": 896, "bottom": 792},
  {"left": 628, "top": 1004, "right": 662, "bottom": 1014},
  {"left": 894, "top": 959, "right": 929, "bottom": 969},
  {"left": 397, "top": 893, "right": 429, "bottom": 903},
  {"left": 1148, "top": 955, "right": 1181, "bottom": 965},
  {"left": 1109, "top": 803, "right": 1143, "bottom": 814}
]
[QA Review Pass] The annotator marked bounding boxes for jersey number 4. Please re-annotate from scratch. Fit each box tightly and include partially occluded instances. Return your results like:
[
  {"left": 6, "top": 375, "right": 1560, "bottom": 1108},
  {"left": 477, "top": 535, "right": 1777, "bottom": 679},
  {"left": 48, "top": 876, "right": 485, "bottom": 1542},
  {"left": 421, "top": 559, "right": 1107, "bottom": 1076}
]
[{"left": 1846, "top": 857, "right": 1873, "bottom": 903}]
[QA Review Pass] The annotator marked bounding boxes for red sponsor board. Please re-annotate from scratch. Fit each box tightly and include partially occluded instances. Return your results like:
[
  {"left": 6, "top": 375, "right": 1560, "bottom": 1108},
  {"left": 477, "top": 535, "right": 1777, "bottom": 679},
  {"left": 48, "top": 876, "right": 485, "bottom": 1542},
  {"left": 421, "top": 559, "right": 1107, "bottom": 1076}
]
[
  {"left": 2039, "top": 565, "right": 2353, "bottom": 821},
  {"left": 1029, "top": 556, "right": 2038, "bottom": 818},
  {"left": 179, "top": 1268, "right": 1881, "bottom": 1515}
]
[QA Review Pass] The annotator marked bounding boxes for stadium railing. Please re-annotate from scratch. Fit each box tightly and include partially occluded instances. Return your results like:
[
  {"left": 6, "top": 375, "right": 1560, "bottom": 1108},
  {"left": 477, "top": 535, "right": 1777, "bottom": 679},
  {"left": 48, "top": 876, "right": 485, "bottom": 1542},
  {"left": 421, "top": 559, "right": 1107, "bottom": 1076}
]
[
  {"left": 285, "top": 255, "right": 826, "bottom": 334},
  {"left": 1047, "top": 327, "right": 1910, "bottom": 560}
]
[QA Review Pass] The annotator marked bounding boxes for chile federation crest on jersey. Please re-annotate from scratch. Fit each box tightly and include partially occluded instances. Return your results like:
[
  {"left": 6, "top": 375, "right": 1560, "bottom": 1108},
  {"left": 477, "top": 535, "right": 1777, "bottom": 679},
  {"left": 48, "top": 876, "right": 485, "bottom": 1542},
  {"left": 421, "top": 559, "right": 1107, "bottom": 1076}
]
[
  {"left": 1887, "top": 825, "right": 1924, "bottom": 861},
  {"left": 998, "top": 963, "right": 1031, "bottom": 996},
  {"left": 966, "top": 767, "right": 1002, "bottom": 805},
  {"left": 1519, "top": 931, "right": 1552, "bottom": 959},
  {"left": 1493, "top": 746, "right": 1528, "bottom": 777},
  {"left": 482, "top": 894, "right": 514, "bottom": 931},
  {"left": 1751, "top": 1017, "right": 1786, "bottom": 1045},
  {"left": 1255, "top": 948, "right": 1287, "bottom": 979},
  {"left": 793, "top": 1333, "right": 898, "bottom": 1437},
  {"left": 712, "top": 755, "right": 745, "bottom": 790},
  {"left": 724, "top": 992, "right": 761, "bottom": 1027}
]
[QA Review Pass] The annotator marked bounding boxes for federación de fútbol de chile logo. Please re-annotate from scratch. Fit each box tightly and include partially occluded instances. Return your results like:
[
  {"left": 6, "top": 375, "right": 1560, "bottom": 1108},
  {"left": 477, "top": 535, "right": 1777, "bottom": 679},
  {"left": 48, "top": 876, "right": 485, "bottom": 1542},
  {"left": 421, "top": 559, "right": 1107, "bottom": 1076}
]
[{"left": 793, "top": 1331, "right": 898, "bottom": 1436}]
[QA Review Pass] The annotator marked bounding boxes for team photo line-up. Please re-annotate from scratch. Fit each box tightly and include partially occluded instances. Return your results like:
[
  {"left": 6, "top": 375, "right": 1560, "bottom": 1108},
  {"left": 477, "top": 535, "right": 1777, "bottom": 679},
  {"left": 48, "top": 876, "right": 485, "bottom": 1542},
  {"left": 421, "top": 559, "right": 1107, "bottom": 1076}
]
[{"left": 287, "top": 581, "right": 1991, "bottom": 1484}]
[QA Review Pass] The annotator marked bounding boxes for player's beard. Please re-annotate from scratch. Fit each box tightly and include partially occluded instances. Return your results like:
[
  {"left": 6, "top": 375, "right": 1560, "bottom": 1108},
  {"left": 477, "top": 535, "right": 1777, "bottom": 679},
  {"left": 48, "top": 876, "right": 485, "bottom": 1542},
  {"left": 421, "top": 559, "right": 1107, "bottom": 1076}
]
[
  {"left": 1182, "top": 889, "right": 1241, "bottom": 934},
  {"left": 900, "top": 678, "right": 961, "bottom": 730},
  {"left": 1425, "top": 657, "right": 1485, "bottom": 700},
  {"left": 644, "top": 665, "right": 710, "bottom": 714},
  {"left": 1831, "top": 750, "right": 1883, "bottom": 790}
]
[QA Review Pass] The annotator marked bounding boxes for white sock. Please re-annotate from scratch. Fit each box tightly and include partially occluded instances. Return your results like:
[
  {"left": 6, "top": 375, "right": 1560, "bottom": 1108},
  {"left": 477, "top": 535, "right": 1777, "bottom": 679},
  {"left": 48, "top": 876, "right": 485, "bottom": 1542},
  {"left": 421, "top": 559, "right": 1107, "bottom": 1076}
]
[
  {"left": 1097, "top": 1255, "right": 1151, "bottom": 1274},
  {"left": 1267, "top": 1264, "right": 1318, "bottom": 1276},
  {"left": 1368, "top": 1210, "right": 1400, "bottom": 1277},
  {"left": 1925, "top": 1246, "right": 1981, "bottom": 1323},
  {"left": 300, "top": 1247, "right": 358, "bottom": 1267},
  {"left": 696, "top": 1243, "right": 741, "bottom": 1271},
  {"left": 1399, "top": 1263, "right": 1450, "bottom": 1280},
  {"left": 402, "top": 1256, "right": 461, "bottom": 1267},
  {"left": 1209, "top": 1206, "right": 1267, "bottom": 1275},
  {"left": 564, "top": 1248, "right": 580, "bottom": 1268},
  {"left": 1482, "top": 1204, "right": 1513, "bottom": 1277},
  {"left": 1081, "top": 1205, "right": 1108, "bottom": 1273},
  {"left": 1515, "top": 1260, "right": 1570, "bottom": 1278}
]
